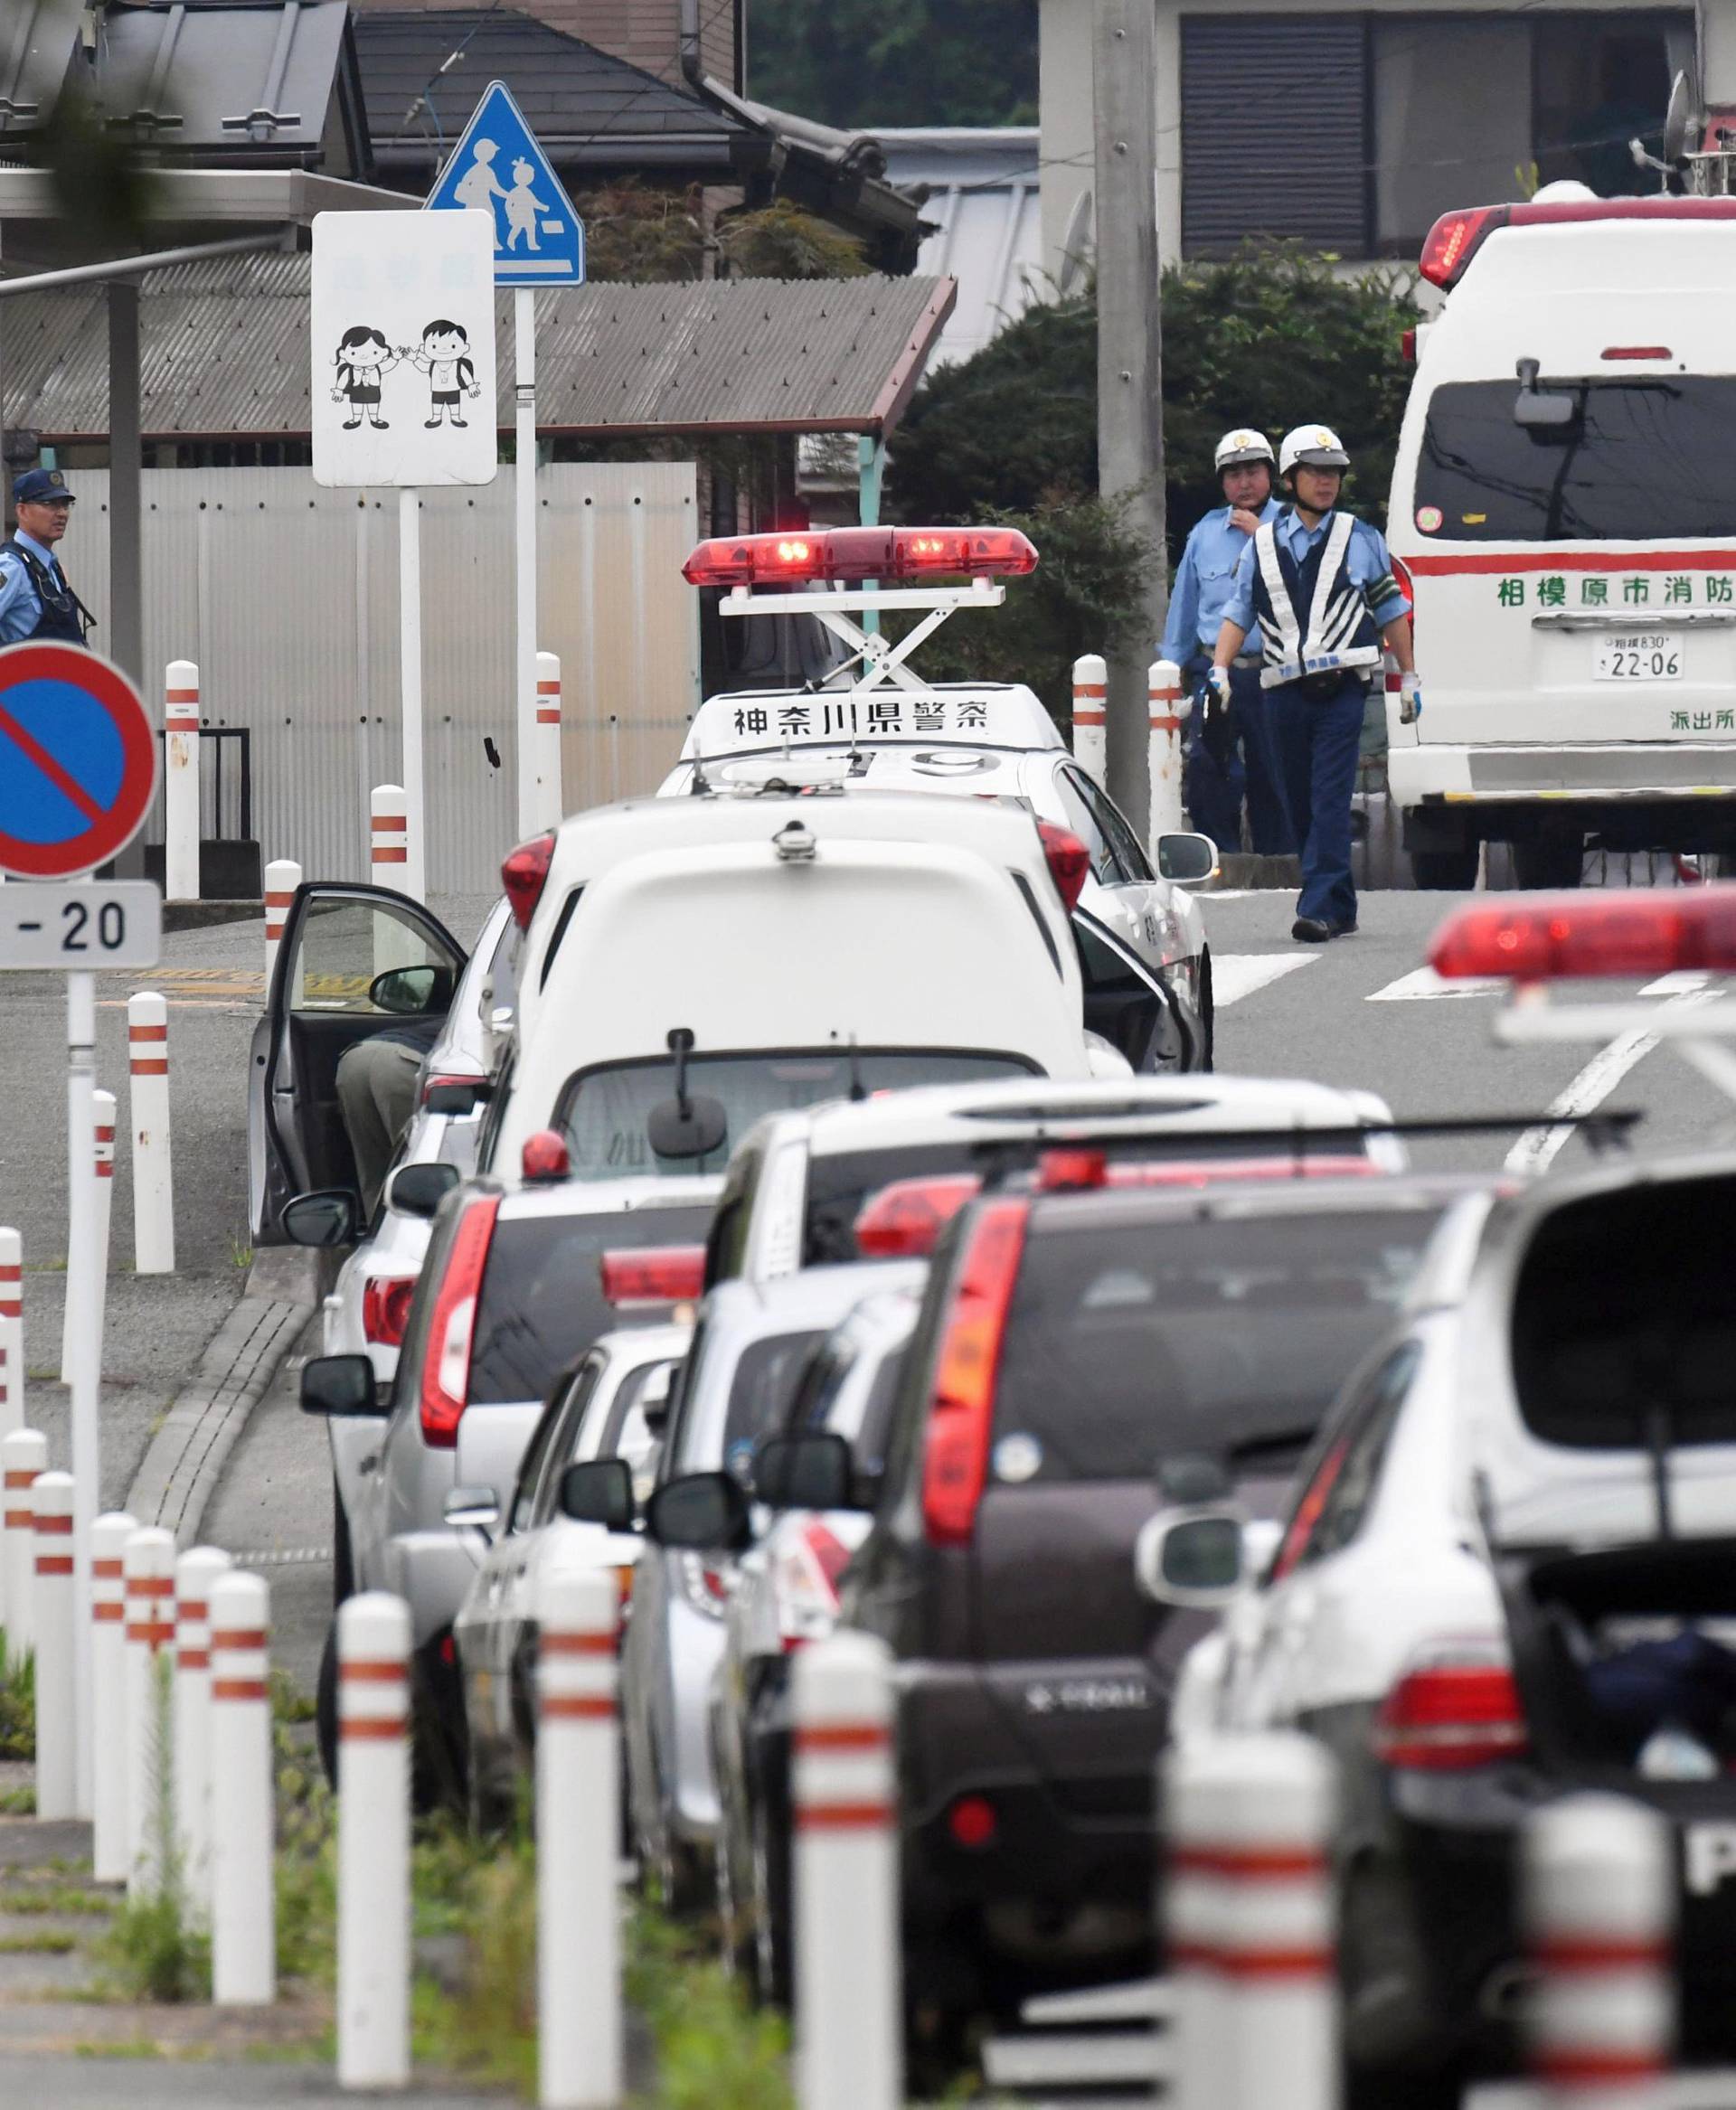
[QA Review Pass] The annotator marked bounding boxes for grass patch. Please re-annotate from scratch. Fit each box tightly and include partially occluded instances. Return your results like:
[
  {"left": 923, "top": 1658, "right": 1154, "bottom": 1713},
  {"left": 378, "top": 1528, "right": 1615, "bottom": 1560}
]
[
  {"left": 0, "top": 1632, "right": 37, "bottom": 1760},
  {"left": 0, "top": 1931, "right": 77, "bottom": 1955},
  {"left": 628, "top": 1909, "right": 793, "bottom": 2110},
  {"left": 93, "top": 1656, "right": 209, "bottom": 2003},
  {"left": 0, "top": 1783, "right": 37, "bottom": 1814},
  {"left": 70, "top": 2037, "right": 167, "bottom": 2058},
  {"left": 4, "top": 1887, "right": 113, "bottom": 1917}
]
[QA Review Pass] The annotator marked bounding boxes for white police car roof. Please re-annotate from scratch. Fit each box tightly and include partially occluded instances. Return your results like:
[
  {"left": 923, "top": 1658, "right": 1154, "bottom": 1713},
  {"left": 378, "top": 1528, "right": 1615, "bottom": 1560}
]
[{"left": 679, "top": 683, "right": 1065, "bottom": 763}]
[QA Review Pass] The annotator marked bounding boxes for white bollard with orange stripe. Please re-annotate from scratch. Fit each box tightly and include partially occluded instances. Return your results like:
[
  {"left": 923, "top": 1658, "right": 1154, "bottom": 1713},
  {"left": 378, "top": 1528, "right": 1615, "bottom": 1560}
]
[
  {"left": 0, "top": 1228, "right": 20, "bottom": 1448},
  {"left": 1071, "top": 653, "right": 1108, "bottom": 788},
  {"left": 1164, "top": 1737, "right": 1225, "bottom": 2110},
  {"left": 210, "top": 1568, "right": 275, "bottom": 2003},
  {"left": 263, "top": 858, "right": 301, "bottom": 996},
  {"left": 1164, "top": 1731, "right": 1337, "bottom": 2110},
  {"left": 369, "top": 787, "right": 418, "bottom": 975},
  {"left": 90, "top": 1512, "right": 137, "bottom": 1881},
  {"left": 32, "top": 1472, "right": 77, "bottom": 1820},
  {"left": 164, "top": 660, "right": 201, "bottom": 903},
  {"left": 337, "top": 1591, "right": 410, "bottom": 2088},
  {"left": 1525, "top": 1794, "right": 1673, "bottom": 2109},
  {"left": 791, "top": 1630, "right": 901, "bottom": 2110},
  {"left": 61, "top": 1090, "right": 115, "bottom": 1386},
  {"left": 536, "top": 1563, "right": 620, "bottom": 2108},
  {"left": 1147, "top": 657, "right": 1187, "bottom": 847},
  {"left": 122, "top": 1524, "right": 177, "bottom": 1895},
  {"left": 127, "top": 993, "right": 175, "bottom": 1275},
  {"left": 534, "top": 650, "right": 564, "bottom": 835},
  {"left": 1, "top": 1429, "right": 45, "bottom": 1658},
  {"left": 175, "top": 1545, "right": 232, "bottom": 1913}
]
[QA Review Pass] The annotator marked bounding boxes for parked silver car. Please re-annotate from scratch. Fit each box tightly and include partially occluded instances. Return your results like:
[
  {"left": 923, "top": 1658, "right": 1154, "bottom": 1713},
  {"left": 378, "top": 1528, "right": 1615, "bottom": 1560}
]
[
  {"left": 454, "top": 1323, "right": 689, "bottom": 1829},
  {"left": 618, "top": 1260, "right": 925, "bottom": 1906}
]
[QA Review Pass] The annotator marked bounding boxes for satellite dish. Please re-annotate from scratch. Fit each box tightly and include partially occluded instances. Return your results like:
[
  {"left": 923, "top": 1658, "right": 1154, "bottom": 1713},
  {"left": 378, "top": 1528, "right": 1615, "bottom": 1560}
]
[{"left": 1664, "top": 70, "right": 1696, "bottom": 164}]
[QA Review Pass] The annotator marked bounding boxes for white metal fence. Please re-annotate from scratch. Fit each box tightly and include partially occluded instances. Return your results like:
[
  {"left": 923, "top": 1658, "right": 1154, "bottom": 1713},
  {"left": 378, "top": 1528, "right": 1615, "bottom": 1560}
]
[{"left": 62, "top": 463, "right": 699, "bottom": 895}]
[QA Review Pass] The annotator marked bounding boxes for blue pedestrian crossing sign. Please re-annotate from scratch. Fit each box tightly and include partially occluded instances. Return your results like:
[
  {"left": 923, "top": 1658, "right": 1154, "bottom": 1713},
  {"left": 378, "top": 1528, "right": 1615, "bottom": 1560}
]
[{"left": 425, "top": 80, "right": 585, "bottom": 286}]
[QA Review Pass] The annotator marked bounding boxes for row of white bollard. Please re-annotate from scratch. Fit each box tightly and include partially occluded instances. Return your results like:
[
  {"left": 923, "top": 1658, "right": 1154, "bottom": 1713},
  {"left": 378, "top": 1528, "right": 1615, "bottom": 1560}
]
[{"left": 1069, "top": 654, "right": 1188, "bottom": 851}]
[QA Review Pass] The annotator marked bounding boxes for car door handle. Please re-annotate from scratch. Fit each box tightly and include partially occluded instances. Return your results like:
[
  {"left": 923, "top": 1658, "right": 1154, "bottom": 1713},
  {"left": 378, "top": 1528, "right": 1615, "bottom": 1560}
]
[{"left": 358, "top": 1451, "right": 381, "bottom": 1475}]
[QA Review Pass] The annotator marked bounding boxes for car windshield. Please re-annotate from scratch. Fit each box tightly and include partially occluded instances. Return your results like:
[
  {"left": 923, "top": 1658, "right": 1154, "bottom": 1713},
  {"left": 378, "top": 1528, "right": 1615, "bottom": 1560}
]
[
  {"left": 990, "top": 1204, "right": 1447, "bottom": 1482},
  {"left": 555, "top": 1050, "right": 1035, "bottom": 1183},
  {"left": 1415, "top": 377, "right": 1736, "bottom": 542},
  {"left": 468, "top": 1206, "right": 712, "bottom": 1405}
]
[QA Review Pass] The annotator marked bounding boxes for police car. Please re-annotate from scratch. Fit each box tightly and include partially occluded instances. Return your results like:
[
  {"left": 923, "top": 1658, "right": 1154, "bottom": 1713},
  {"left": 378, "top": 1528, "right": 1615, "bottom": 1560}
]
[{"left": 660, "top": 525, "right": 1218, "bottom": 1073}]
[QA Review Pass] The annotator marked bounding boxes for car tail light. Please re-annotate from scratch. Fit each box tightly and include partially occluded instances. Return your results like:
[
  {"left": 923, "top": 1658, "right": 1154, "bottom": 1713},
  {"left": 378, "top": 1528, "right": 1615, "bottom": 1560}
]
[
  {"left": 599, "top": 1244, "right": 706, "bottom": 1306},
  {"left": 420, "top": 1069, "right": 482, "bottom": 1108},
  {"left": 776, "top": 1518, "right": 853, "bottom": 1652},
  {"left": 1036, "top": 1146, "right": 1107, "bottom": 1192},
  {"left": 1602, "top": 346, "right": 1673, "bottom": 362},
  {"left": 501, "top": 831, "right": 555, "bottom": 933},
  {"left": 1036, "top": 1150, "right": 1380, "bottom": 1193},
  {"left": 921, "top": 1199, "right": 1028, "bottom": 1547},
  {"left": 1038, "top": 821, "right": 1091, "bottom": 914},
  {"left": 680, "top": 524, "right": 1040, "bottom": 589},
  {"left": 675, "top": 1550, "right": 732, "bottom": 1621},
  {"left": 418, "top": 1195, "right": 500, "bottom": 1449},
  {"left": 521, "top": 1129, "right": 570, "bottom": 1183},
  {"left": 362, "top": 1274, "right": 417, "bottom": 1348},
  {"left": 1400, "top": 327, "right": 1417, "bottom": 363},
  {"left": 947, "top": 1794, "right": 998, "bottom": 1850},
  {"left": 1419, "top": 204, "right": 1507, "bottom": 287},
  {"left": 1373, "top": 1644, "right": 1528, "bottom": 1771},
  {"left": 854, "top": 1174, "right": 981, "bottom": 1258},
  {"left": 1429, "top": 888, "right": 1736, "bottom": 983}
]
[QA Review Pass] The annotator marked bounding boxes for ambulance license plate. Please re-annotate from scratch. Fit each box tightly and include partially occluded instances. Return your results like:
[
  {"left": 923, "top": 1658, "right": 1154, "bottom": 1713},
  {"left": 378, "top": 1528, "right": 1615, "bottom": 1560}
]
[{"left": 1595, "top": 633, "right": 1682, "bottom": 680}]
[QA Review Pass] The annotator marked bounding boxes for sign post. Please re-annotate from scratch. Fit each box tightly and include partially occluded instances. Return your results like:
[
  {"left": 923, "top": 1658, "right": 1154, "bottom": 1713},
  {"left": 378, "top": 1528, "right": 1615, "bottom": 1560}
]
[
  {"left": 426, "top": 81, "right": 585, "bottom": 840},
  {"left": 310, "top": 210, "right": 499, "bottom": 900},
  {"left": 0, "top": 641, "right": 159, "bottom": 1815}
]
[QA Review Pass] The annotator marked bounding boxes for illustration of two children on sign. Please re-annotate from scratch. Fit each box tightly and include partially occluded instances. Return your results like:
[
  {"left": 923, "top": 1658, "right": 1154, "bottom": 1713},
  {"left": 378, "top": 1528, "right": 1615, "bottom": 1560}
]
[{"left": 330, "top": 319, "right": 480, "bottom": 430}]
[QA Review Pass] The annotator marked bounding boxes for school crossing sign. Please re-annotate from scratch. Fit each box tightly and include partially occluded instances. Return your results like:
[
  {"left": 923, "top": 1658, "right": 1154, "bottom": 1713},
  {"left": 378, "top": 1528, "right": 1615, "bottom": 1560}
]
[{"left": 425, "top": 81, "right": 586, "bottom": 287}]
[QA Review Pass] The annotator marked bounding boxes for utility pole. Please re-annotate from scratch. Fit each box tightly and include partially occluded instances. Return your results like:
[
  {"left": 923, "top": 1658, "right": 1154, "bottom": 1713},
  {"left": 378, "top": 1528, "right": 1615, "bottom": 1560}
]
[{"left": 1092, "top": 0, "right": 1165, "bottom": 830}]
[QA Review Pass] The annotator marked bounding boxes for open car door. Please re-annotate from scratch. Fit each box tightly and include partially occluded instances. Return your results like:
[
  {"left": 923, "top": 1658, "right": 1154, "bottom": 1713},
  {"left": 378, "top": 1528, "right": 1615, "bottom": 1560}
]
[{"left": 248, "top": 882, "right": 467, "bottom": 1244}]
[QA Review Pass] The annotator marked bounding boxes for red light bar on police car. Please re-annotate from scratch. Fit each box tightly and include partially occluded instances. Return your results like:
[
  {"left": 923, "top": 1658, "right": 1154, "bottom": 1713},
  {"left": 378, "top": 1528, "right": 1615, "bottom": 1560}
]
[
  {"left": 1429, "top": 887, "right": 1736, "bottom": 983},
  {"left": 1420, "top": 195, "right": 1736, "bottom": 291},
  {"left": 600, "top": 1246, "right": 706, "bottom": 1306},
  {"left": 681, "top": 525, "right": 1039, "bottom": 589}
]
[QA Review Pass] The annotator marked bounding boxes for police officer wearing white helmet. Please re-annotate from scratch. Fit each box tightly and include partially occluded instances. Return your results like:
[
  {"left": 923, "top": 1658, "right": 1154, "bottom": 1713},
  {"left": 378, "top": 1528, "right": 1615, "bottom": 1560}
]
[
  {"left": 1158, "top": 429, "right": 1292, "bottom": 856},
  {"left": 1211, "top": 425, "right": 1420, "bottom": 942}
]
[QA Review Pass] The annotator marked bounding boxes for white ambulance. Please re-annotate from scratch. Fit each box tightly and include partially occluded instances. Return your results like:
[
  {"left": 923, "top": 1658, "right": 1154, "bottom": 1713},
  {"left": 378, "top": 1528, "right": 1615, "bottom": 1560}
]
[{"left": 1386, "top": 194, "right": 1736, "bottom": 888}]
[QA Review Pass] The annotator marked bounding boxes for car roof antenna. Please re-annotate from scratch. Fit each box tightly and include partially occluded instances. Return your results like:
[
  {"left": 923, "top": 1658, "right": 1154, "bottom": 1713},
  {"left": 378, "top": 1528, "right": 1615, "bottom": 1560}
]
[
  {"left": 667, "top": 1026, "right": 695, "bottom": 1120},
  {"left": 846, "top": 1032, "right": 867, "bottom": 1103}
]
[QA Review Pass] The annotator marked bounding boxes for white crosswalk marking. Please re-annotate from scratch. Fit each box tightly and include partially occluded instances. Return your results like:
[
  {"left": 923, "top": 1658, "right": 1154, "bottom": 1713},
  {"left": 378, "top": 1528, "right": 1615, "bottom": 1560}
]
[
  {"left": 1366, "top": 966, "right": 1504, "bottom": 1002},
  {"left": 1212, "top": 954, "right": 1318, "bottom": 1008}
]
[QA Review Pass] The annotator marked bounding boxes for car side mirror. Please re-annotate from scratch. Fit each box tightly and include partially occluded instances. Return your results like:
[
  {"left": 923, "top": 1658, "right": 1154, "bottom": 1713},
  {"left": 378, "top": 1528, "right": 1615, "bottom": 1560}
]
[
  {"left": 1156, "top": 832, "right": 1219, "bottom": 886},
  {"left": 1135, "top": 1505, "right": 1247, "bottom": 1610},
  {"left": 386, "top": 1161, "right": 460, "bottom": 1219},
  {"left": 646, "top": 1094, "right": 729, "bottom": 1161},
  {"left": 443, "top": 1484, "right": 499, "bottom": 1538},
  {"left": 558, "top": 1458, "right": 636, "bottom": 1532},
  {"left": 280, "top": 1188, "right": 359, "bottom": 1248},
  {"left": 644, "top": 1470, "right": 752, "bottom": 1553},
  {"left": 370, "top": 964, "right": 449, "bottom": 1014},
  {"left": 425, "top": 1080, "right": 493, "bottom": 1116},
  {"left": 754, "top": 1431, "right": 858, "bottom": 1512},
  {"left": 301, "top": 1352, "right": 385, "bottom": 1418}
]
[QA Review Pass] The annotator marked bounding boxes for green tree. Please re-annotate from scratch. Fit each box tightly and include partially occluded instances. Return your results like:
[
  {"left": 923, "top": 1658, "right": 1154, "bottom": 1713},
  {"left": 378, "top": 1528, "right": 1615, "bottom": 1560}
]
[
  {"left": 748, "top": 0, "right": 1038, "bottom": 127},
  {"left": 885, "top": 246, "right": 1421, "bottom": 542}
]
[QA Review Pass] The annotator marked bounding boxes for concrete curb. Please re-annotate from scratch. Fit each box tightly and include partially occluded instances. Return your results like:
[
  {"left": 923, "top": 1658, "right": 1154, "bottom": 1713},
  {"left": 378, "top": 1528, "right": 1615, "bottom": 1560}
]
[{"left": 125, "top": 1247, "right": 320, "bottom": 1548}]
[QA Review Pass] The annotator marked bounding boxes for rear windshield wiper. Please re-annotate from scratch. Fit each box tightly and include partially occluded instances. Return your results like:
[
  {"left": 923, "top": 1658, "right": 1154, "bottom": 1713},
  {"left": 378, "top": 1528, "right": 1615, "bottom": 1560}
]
[{"left": 1227, "top": 1426, "right": 1318, "bottom": 1463}]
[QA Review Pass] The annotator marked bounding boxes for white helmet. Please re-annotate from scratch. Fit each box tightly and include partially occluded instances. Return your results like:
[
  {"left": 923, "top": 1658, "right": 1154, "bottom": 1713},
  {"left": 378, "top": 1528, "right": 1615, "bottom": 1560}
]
[
  {"left": 1213, "top": 428, "right": 1275, "bottom": 473},
  {"left": 1278, "top": 424, "right": 1350, "bottom": 476}
]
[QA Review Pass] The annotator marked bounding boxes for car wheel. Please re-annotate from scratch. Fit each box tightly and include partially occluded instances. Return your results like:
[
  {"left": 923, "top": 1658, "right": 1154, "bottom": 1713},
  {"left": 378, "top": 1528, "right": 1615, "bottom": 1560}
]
[
  {"left": 750, "top": 1788, "right": 792, "bottom": 2009},
  {"left": 315, "top": 1621, "right": 339, "bottom": 1789},
  {"left": 1410, "top": 844, "right": 1479, "bottom": 890},
  {"left": 332, "top": 1484, "right": 354, "bottom": 1607},
  {"left": 1339, "top": 1861, "right": 1467, "bottom": 2107}
]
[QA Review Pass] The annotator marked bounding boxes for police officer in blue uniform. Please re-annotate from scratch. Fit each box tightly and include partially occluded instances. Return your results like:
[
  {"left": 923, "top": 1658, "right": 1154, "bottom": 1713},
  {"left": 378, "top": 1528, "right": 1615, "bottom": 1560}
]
[
  {"left": 1211, "top": 425, "right": 1420, "bottom": 943},
  {"left": 0, "top": 468, "right": 93, "bottom": 646},
  {"left": 1160, "top": 429, "right": 1292, "bottom": 854}
]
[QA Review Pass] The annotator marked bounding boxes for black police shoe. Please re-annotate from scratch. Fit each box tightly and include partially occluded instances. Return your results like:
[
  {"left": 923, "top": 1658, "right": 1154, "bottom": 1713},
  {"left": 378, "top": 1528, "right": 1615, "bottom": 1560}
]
[
  {"left": 1325, "top": 918, "right": 1358, "bottom": 937},
  {"left": 1291, "top": 917, "right": 1332, "bottom": 943}
]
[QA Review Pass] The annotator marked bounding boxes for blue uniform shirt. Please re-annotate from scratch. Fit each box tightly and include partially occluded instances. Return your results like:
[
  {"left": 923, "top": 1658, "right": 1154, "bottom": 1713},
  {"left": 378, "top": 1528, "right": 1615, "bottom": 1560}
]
[
  {"left": 1160, "top": 497, "right": 1281, "bottom": 665},
  {"left": 0, "top": 529, "right": 65, "bottom": 645},
  {"left": 1220, "top": 509, "right": 1410, "bottom": 638}
]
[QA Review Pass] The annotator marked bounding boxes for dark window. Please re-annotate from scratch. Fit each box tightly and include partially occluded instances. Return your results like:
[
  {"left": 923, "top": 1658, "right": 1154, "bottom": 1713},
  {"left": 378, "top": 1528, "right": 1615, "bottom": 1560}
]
[
  {"left": 704, "top": 1154, "right": 760, "bottom": 1286},
  {"left": 677, "top": 1331, "right": 828, "bottom": 1477},
  {"left": 467, "top": 1205, "right": 713, "bottom": 1406},
  {"left": 557, "top": 1049, "right": 1036, "bottom": 1185},
  {"left": 802, "top": 1141, "right": 990, "bottom": 1266},
  {"left": 853, "top": 1344, "right": 910, "bottom": 1472},
  {"left": 1074, "top": 771, "right": 1155, "bottom": 884},
  {"left": 1417, "top": 378, "right": 1736, "bottom": 544},
  {"left": 510, "top": 1359, "right": 599, "bottom": 1534},
  {"left": 990, "top": 1205, "right": 1444, "bottom": 1483},
  {"left": 1074, "top": 918, "right": 1174, "bottom": 1073},
  {"left": 1054, "top": 767, "right": 1120, "bottom": 884},
  {"left": 1269, "top": 1342, "right": 1420, "bottom": 1578}
]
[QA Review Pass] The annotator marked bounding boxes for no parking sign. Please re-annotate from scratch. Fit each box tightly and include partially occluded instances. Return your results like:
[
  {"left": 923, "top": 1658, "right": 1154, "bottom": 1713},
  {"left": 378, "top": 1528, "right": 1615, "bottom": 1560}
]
[{"left": 0, "top": 643, "right": 156, "bottom": 879}]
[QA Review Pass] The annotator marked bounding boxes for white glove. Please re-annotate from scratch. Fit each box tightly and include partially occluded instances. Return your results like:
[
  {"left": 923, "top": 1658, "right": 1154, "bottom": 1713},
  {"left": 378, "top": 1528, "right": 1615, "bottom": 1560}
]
[
  {"left": 1204, "top": 665, "right": 1232, "bottom": 712},
  {"left": 1398, "top": 670, "right": 1422, "bottom": 725}
]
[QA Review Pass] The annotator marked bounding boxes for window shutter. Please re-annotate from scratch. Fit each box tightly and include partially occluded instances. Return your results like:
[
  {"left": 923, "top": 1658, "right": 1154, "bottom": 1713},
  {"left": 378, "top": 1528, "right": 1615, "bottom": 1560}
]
[{"left": 1180, "top": 15, "right": 1371, "bottom": 258}]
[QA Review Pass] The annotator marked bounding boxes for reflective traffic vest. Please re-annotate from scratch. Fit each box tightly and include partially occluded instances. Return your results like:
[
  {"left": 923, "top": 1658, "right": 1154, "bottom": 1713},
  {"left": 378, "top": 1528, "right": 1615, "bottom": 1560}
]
[{"left": 1250, "top": 513, "right": 1380, "bottom": 691}]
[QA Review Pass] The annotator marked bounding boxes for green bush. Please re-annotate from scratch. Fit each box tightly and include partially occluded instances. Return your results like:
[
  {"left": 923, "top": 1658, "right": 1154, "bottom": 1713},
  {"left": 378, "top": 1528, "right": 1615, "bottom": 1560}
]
[{"left": 0, "top": 1633, "right": 35, "bottom": 1760}]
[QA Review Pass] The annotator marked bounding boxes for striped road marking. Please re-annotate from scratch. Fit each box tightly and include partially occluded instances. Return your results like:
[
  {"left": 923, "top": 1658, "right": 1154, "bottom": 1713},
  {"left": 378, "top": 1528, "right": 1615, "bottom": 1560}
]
[
  {"left": 1212, "top": 954, "right": 1318, "bottom": 1008},
  {"left": 1367, "top": 966, "right": 1505, "bottom": 1002}
]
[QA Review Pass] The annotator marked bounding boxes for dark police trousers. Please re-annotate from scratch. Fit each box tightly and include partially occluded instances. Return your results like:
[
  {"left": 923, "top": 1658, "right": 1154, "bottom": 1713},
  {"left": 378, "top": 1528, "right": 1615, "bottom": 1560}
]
[
  {"left": 1183, "top": 661, "right": 1295, "bottom": 856},
  {"left": 1268, "top": 673, "right": 1365, "bottom": 927}
]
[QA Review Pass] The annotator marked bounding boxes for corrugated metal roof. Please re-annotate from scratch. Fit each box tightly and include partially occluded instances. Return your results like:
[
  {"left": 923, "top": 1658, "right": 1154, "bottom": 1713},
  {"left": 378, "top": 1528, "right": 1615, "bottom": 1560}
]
[
  {"left": 99, "top": 0, "right": 351, "bottom": 152},
  {"left": 876, "top": 128, "right": 1042, "bottom": 367},
  {"left": 0, "top": 253, "right": 957, "bottom": 438}
]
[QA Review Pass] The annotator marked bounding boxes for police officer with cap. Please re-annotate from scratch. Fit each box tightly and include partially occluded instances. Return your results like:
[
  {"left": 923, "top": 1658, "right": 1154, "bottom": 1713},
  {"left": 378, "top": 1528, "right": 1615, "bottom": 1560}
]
[
  {"left": 1210, "top": 425, "right": 1419, "bottom": 943},
  {"left": 1160, "top": 429, "right": 1292, "bottom": 855},
  {"left": 0, "top": 467, "right": 94, "bottom": 647}
]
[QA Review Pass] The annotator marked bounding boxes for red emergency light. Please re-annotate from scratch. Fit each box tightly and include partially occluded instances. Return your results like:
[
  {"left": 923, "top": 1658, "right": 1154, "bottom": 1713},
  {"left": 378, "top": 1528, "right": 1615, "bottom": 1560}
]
[
  {"left": 681, "top": 525, "right": 1039, "bottom": 589},
  {"left": 1429, "top": 887, "right": 1736, "bottom": 983},
  {"left": 1420, "top": 194, "right": 1736, "bottom": 291},
  {"left": 599, "top": 1245, "right": 706, "bottom": 1306},
  {"left": 1034, "top": 1148, "right": 1381, "bottom": 1192}
]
